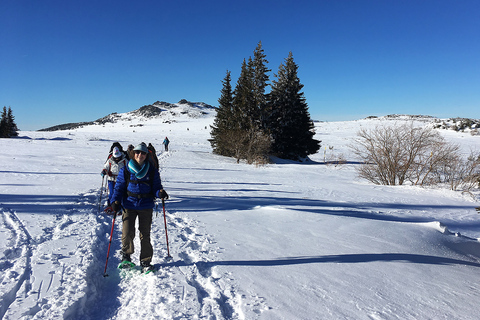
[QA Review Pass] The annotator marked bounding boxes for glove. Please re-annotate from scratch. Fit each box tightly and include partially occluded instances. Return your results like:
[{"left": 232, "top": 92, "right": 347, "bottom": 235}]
[
  {"left": 111, "top": 201, "right": 121, "bottom": 213},
  {"left": 159, "top": 189, "right": 169, "bottom": 200},
  {"left": 107, "top": 171, "right": 113, "bottom": 177},
  {"left": 101, "top": 169, "right": 107, "bottom": 177}
]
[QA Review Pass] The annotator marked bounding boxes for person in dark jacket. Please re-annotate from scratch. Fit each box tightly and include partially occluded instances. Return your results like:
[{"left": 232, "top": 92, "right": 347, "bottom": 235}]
[
  {"left": 163, "top": 137, "right": 170, "bottom": 151},
  {"left": 111, "top": 142, "right": 168, "bottom": 272}
]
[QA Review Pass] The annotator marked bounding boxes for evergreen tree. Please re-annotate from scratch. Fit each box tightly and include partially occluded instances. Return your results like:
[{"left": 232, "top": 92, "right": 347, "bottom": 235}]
[
  {"left": 7, "top": 107, "right": 19, "bottom": 137},
  {"left": 0, "top": 107, "right": 19, "bottom": 138},
  {"left": 230, "top": 58, "right": 271, "bottom": 163},
  {"left": 252, "top": 41, "right": 270, "bottom": 128},
  {"left": 267, "top": 52, "right": 320, "bottom": 160},
  {"left": 210, "top": 70, "right": 235, "bottom": 156},
  {"left": 233, "top": 58, "right": 255, "bottom": 131},
  {"left": 0, "top": 107, "right": 8, "bottom": 138}
]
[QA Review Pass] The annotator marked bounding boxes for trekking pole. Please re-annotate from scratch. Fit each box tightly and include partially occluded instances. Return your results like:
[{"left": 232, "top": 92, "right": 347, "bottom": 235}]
[
  {"left": 97, "top": 175, "right": 106, "bottom": 212},
  {"left": 162, "top": 198, "right": 172, "bottom": 260},
  {"left": 103, "top": 211, "right": 118, "bottom": 277}
]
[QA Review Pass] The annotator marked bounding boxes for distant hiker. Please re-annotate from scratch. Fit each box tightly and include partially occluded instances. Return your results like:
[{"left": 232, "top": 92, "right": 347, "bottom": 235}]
[
  {"left": 163, "top": 137, "right": 170, "bottom": 151},
  {"left": 101, "top": 146, "right": 128, "bottom": 208},
  {"left": 111, "top": 142, "right": 169, "bottom": 273}
]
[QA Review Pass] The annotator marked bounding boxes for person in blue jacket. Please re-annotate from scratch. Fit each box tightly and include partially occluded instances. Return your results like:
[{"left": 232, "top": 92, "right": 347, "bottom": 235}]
[{"left": 111, "top": 142, "right": 168, "bottom": 272}]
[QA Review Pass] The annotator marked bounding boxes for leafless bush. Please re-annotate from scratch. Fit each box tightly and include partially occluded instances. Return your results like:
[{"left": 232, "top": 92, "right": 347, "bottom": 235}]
[
  {"left": 211, "top": 123, "right": 272, "bottom": 165},
  {"left": 350, "top": 122, "right": 480, "bottom": 191},
  {"left": 351, "top": 123, "right": 441, "bottom": 185},
  {"left": 324, "top": 147, "right": 347, "bottom": 168},
  {"left": 438, "top": 151, "right": 480, "bottom": 192},
  {"left": 244, "top": 128, "right": 272, "bottom": 165},
  {"left": 407, "top": 139, "right": 460, "bottom": 186}
]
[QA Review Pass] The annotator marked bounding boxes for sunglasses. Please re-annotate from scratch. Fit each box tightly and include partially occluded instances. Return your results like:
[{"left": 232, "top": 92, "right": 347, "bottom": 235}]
[{"left": 134, "top": 150, "right": 147, "bottom": 155}]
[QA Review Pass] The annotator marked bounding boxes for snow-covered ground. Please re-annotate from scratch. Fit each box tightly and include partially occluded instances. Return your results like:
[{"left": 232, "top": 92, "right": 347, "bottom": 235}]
[{"left": 1, "top": 108, "right": 479, "bottom": 319}]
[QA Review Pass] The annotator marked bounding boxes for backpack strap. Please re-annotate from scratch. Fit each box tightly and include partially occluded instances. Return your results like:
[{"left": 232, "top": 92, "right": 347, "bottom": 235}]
[{"left": 124, "top": 166, "right": 155, "bottom": 199}]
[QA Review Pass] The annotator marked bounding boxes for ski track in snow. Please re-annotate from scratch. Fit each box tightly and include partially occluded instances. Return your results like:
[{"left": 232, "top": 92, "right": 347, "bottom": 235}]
[
  {"left": 83, "top": 150, "right": 253, "bottom": 320},
  {"left": 0, "top": 191, "right": 103, "bottom": 319},
  {"left": 0, "top": 207, "right": 32, "bottom": 319},
  {"left": 0, "top": 150, "right": 247, "bottom": 320},
  {"left": 0, "top": 149, "right": 255, "bottom": 319}
]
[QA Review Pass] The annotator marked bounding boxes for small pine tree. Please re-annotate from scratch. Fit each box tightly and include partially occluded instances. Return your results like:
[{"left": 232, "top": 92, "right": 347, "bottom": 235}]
[
  {"left": 0, "top": 107, "right": 19, "bottom": 138},
  {"left": 7, "top": 107, "right": 19, "bottom": 137},
  {"left": 0, "top": 107, "right": 8, "bottom": 138},
  {"left": 267, "top": 52, "right": 320, "bottom": 160}
]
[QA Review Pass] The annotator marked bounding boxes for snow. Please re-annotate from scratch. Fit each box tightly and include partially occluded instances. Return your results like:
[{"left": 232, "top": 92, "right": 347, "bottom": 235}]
[{"left": 1, "top": 109, "right": 480, "bottom": 319}]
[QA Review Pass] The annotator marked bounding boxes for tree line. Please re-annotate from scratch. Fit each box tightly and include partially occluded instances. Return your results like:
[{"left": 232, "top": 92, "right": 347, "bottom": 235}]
[
  {"left": 210, "top": 42, "right": 321, "bottom": 164},
  {"left": 0, "top": 106, "right": 19, "bottom": 138}
]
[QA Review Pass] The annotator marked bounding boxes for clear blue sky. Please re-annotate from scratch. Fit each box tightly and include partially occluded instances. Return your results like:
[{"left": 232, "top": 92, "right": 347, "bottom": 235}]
[{"left": 1, "top": 0, "right": 479, "bottom": 131}]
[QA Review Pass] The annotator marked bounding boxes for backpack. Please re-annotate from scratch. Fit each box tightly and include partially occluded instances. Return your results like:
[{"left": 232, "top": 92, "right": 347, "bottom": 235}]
[{"left": 147, "top": 143, "right": 159, "bottom": 169}]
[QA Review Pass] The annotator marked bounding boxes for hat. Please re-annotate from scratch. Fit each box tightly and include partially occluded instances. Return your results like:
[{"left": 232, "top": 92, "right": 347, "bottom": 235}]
[
  {"left": 112, "top": 147, "right": 122, "bottom": 158},
  {"left": 133, "top": 142, "right": 148, "bottom": 153}
]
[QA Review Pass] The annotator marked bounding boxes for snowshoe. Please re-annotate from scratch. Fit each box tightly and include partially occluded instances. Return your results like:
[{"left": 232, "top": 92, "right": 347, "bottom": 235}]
[
  {"left": 118, "top": 260, "right": 135, "bottom": 270},
  {"left": 141, "top": 262, "right": 156, "bottom": 274}
]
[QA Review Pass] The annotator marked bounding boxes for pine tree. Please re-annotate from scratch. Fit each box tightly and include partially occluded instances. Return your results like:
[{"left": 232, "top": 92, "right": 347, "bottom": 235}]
[
  {"left": 210, "top": 70, "right": 235, "bottom": 156},
  {"left": 0, "top": 107, "right": 19, "bottom": 138},
  {"left": 252, "top": 41, "right": 270, "bottom": 128},
  {"left": 267, "top": 52, "right": 320, "bottom": 160},
  {"left": 233, "top": 58, "right": 255, "bottom": 131},
  {"left": 229, "top": 58, "right": 271, "bottom": 163},
  {"left": 7, "top": 107, "right": 19, "bottom": 137},
  {"left": 0, "top": 107, "right": 8, "bottom": 138}
]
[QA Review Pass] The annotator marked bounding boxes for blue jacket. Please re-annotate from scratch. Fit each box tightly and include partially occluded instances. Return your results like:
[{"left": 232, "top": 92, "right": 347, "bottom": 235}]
[{"left": 112, "top": 162, "right": 163, "bottom": 210}]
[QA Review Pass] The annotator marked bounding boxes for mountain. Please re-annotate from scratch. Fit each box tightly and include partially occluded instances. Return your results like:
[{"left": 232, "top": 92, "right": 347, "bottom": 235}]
[{"left": 38, "top": 99, "right": 216, "bottom": 132}]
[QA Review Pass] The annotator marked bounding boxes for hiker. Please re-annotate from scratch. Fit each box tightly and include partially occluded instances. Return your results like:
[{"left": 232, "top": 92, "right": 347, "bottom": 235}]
[
  {"left": 111, "top": 142, "right": 169, "bottom": 273},
  {"left": 101, "top": 146, "right": 128, "bottom": 207},
  {"left": 163, "top": 137, "right": 170, "bottom": 151},
  {"left": 108, "top": 142, "right": 129, "bottom": 160}
]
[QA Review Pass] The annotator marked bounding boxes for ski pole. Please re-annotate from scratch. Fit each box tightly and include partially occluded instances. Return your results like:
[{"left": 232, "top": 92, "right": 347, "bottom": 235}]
[
  {"left": 162, "top": 198, "right": 172, "bottom": 259},
  {"left": 103, "top": 211, "right": 118, "bottom": 277},
  {"left": 97, "top": 175, "right": 106, "bottom": 213}
]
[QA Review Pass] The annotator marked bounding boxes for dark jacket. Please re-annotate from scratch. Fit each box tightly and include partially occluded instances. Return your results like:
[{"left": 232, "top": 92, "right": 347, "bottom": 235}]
[{"left": 112, "top": 162, "right": 163, "bottom": 210}]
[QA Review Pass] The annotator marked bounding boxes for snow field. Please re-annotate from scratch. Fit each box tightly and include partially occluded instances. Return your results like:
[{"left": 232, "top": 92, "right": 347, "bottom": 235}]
[{"left": 0, "top": 110, "right": 480, "bottom": 319}]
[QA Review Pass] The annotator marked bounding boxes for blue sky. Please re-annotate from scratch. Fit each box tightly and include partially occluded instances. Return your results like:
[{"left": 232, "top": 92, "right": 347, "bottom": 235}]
[{"left": 1, "top": 0, "right": 479, "bottom": 131}]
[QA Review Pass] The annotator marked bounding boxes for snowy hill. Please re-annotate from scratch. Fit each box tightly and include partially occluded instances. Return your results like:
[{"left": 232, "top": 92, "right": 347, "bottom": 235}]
[
  {"left": 38, "top": 99, "right": 216, "bottom": 131},
  {"left": 1, "top": 112, "right": 480, "bottom": 319}
]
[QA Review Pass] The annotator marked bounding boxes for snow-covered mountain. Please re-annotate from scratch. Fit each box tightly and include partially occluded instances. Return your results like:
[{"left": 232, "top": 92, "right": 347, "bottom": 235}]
[
  {"left": 39, "top": 99, "right": 216, "bottom": 132},
  {"left": 1, "top": 112, "right": 480, "bottom": 319}
]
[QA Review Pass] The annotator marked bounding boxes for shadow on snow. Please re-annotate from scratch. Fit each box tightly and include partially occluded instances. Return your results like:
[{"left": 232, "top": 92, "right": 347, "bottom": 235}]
[{"left": 166, "top": 252, "right": 480, "bottom": 269}]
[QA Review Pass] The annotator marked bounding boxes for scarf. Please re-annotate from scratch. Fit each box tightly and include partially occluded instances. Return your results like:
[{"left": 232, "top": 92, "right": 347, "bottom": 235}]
[{"left": 128, "top": 160, "right": 150, "bottom": 180}]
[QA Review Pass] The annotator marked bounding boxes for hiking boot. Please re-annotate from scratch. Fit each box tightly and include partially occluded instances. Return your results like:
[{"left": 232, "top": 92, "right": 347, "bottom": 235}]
[
  {"left": 140, "top": 261, "right": 155, "bottom": 273},
  {"left": 121, "top": 252, "right": 131, "bottom": 263}
]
